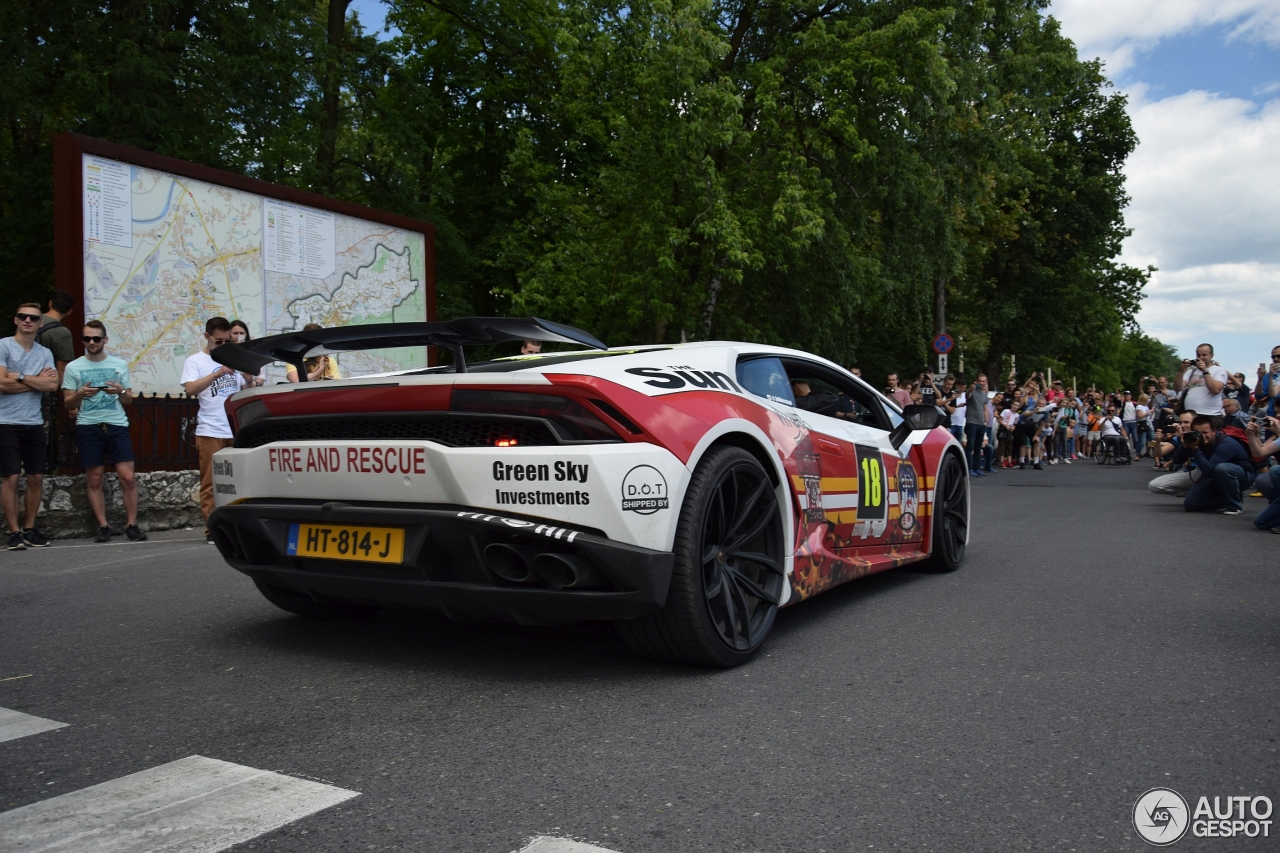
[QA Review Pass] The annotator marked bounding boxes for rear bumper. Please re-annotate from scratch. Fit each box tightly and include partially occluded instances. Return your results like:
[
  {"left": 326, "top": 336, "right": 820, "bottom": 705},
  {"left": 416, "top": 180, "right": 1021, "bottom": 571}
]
[{"left": 208, "top": 500, "right": 674, "bottom": 625}]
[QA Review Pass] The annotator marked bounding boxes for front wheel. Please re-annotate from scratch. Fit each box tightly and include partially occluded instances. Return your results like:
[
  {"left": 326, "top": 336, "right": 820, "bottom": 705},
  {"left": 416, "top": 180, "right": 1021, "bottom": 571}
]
[
  {"left": 616, "top": 446, "right": 786, "bottom": 667},
  {"left": 922, "top": 452, "right": 968, "bottom": 572}
]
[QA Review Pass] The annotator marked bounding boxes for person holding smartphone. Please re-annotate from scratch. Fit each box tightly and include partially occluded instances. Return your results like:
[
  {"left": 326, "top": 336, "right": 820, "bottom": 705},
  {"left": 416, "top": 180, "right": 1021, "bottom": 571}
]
[
  {"left": 63, "top": 320, "right": 146, "bottom": 543},
  {"left": 1255, "top": 346, "right": 1280, "bottom": 422}
]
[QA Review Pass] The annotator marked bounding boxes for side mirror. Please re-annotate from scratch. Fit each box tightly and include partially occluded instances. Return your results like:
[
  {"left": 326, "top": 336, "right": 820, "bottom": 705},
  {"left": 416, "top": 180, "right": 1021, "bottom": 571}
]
[{"left": 890, "top": 404, "right": 942, "bottom": 448}]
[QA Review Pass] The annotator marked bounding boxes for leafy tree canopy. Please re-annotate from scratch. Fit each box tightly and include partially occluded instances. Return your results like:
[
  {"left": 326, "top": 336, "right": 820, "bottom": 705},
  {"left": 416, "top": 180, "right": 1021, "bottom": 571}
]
[{"left": 0, "top": 0, "right": 1161, "bottom": 386}]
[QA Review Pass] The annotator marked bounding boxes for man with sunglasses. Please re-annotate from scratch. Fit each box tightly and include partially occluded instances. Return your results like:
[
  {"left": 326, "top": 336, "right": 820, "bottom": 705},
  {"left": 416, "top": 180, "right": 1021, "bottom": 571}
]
[
  {"left": 1255, "top": 346, "right": 1280, "bottom": 421},
  {"left": 181, "top": 317, "right": 245, "bottom": 543},
  {"left": 63, "top": 320, "right": 146, "bottom": 543},
  {"left": 0, "top": 303, "right": 60, "bottom": 549}
]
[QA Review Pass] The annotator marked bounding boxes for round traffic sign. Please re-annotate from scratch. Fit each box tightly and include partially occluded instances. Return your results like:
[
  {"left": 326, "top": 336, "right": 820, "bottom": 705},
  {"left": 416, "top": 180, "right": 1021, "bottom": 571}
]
[{"left": 932, "top": 334, "right": 954, "bottom": 354}]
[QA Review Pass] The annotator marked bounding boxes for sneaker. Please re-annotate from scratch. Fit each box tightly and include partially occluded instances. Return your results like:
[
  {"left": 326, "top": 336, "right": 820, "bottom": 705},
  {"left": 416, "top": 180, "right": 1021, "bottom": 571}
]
[
  {"left": 1018, "top": 461, "right": 1027, "bottom": 469},
  {"left": 1270, "top": 527, "right": 1280, "bottom": 534},
  {"left": 1063, "top": 458, "right": 1072, "bottom": 465},
  {"left": 94, "top": 526, "right": 112, "bottom": 543},
  {"left": 7, "top": 531, "right": 26, "bottom": 551},
  {"left": 126, "top": 524, "right": 147, "bottom": 542},
  {"left": 1033, "top": 462, "right": 1044, "bottom": 470},
  {"left": 22, "top": 527, "right": 50, "bottom": 547},
  {"left": 1222, "top": 508, "right": 1242, "bottom": 515},
  {"left": 1250, "top": 491, "right": 1264, "bottom": 498},
  {"left": 206, "top": 531, "right": 216, "bottom": 545}
]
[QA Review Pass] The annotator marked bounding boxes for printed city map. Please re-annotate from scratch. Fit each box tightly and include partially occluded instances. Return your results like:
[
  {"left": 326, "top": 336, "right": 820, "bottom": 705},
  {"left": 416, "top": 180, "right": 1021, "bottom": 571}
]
[{"left": 82, "top": 155, "right": 428, "bottom": 392}]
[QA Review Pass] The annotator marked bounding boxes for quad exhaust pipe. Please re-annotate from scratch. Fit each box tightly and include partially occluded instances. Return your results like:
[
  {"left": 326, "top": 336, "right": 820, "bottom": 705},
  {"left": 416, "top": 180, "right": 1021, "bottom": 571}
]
[
  {"left": 532, "top": 553, "right": 605, "bottom": 590},
  {"left": 482, "top": 543, "right": 541, "bottom": 583},
  {"left": 482, "top": 543, "right": 606, "bottom": 589}
]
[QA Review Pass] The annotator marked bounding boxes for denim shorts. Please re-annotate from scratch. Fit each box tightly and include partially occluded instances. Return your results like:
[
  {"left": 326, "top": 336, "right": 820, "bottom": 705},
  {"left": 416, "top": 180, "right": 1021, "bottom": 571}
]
[{"left": 75, "top": 423, "right": 135, "bottom": 468}]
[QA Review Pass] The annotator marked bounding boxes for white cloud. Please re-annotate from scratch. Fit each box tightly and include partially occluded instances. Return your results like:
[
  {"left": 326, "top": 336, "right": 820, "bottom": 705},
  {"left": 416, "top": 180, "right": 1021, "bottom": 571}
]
[
  {"left": 1137, "top": 263, "right": 1280, "bottom": 373},
  {"left": 1122, "top": 88, "right": 1280, "bottom": 269},
  {"left": 1050, "top": 0, "right": 1280, "bottom": 74}
]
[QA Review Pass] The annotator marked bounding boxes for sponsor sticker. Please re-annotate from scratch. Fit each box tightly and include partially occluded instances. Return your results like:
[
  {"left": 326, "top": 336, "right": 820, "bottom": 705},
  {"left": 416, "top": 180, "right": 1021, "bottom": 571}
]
[
  {"left": 622, "top": 465, "right": 669, "bottom": 513},
  {"left": 897, "top": 460, "right": 919, "bottom": 532}
]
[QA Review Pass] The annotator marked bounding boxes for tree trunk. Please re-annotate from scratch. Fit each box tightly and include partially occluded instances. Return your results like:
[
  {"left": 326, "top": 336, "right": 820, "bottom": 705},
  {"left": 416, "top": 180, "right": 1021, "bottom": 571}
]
[
  {"left": 934, "top": 272, "right": 946, "bottom": 337},
  {"left": 702, "top": 273, "right": 723, "bottom": 339},
  {"left": 317, "top": 0, "right": 351, "bottom": 194}
]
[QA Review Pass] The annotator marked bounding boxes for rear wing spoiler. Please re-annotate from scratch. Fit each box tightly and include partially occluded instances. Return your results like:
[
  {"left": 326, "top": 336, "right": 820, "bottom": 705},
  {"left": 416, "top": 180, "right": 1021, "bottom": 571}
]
[{"left": 210, "top": 317, "right": 608, "bottom": 380}]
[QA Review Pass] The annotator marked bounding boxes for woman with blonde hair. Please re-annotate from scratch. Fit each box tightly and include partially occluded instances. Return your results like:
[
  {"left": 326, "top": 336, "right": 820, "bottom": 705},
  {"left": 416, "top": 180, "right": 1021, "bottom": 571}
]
[{"left": 286, "top": 323, "right": 343, "bottom": 382}]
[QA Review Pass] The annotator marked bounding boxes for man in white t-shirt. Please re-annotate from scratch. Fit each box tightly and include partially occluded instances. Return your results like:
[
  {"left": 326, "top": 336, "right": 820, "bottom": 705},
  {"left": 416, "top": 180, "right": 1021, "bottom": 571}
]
[
  {"left": 1099, "top": 405, "right": 1129, "bottom": 461},
  {"left": 181, "top": 317, "right": 245, "bottom": 543},
  {"left": 1173, "top": 342, "right": 1228, "bottom": 416}
]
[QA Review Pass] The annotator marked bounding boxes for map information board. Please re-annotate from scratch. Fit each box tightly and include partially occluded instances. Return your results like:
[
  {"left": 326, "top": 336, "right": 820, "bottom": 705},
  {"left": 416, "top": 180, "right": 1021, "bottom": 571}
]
[{"left": 81, "top": 154, "right": 428, "bottom": 392}]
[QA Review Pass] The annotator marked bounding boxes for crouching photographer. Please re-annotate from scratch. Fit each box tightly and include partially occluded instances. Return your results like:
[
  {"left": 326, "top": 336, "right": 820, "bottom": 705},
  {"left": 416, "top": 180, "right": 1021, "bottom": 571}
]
[
  {"left": 1149, "top": 411, "right": 1198, "bottom": 496},
  {"left": 1176, "top": 415, "right": 1255, "bottom": 514}
]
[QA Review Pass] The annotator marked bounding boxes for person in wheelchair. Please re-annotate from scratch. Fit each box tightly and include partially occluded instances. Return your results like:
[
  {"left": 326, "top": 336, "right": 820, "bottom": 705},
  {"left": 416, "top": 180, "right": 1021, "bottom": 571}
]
[{"left": 1098, "top": 406, "right": 1131, "bottom": 462}]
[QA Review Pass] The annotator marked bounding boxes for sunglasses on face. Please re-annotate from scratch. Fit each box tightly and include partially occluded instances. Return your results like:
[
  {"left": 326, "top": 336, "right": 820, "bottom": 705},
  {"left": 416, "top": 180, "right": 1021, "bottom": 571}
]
[
  {"left": 14, "top": 313, "right": 40, "bottom": 323},
  {"left": 82, "top": 335, "right": 104, "bottom": 343},
  {"left": 209, "top": 338, "right": 228, "bottom": 346}
]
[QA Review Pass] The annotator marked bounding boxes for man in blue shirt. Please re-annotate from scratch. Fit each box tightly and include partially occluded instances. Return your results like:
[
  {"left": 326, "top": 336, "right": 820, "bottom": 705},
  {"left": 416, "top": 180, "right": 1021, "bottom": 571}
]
[
  {"left": 1174, "top": 415, "right": 1255, "bottom": 514},
  {"left": 63, "top": 320, "right": 147, "bottom": 543},
  {"left": 0, "top": 303, "right": 60, "bottom": 549}
]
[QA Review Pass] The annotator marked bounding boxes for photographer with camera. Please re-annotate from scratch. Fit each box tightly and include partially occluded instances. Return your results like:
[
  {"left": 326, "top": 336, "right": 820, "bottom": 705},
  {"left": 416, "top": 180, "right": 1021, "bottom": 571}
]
[
  {"left": 917, "top": 368, "right": 939, "bottom": 409},
  {"left": 1149, "top": 411, "right": 1199, "bottom": 496},
  {"left": 1173, "top": 343, "right": 1228, "bottom": 416},
  {"left": 1175, "top": 414, "right": 1255, "bottom": 514},
  {"left": 1246, "top": 413, "right": 1280, "bottom": 531}
]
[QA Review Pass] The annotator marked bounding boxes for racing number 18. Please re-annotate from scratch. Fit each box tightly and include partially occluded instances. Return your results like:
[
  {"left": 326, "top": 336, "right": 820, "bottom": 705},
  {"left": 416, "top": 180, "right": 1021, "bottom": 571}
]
[
  {"left": 855, "top": 446, "right": 887, "bottom": 521},
  {"left": 860, "top": 457, "right": 882, "bottom": 506}
]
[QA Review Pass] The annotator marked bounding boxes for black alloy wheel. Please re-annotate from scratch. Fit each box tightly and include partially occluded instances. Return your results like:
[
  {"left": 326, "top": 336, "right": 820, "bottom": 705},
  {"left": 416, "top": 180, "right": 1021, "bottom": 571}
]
[
  {"left": 616, "top": 446, "right": 786, "bottom": 667},
  {"left": 924, "top": 452, "right": 968, "bottom": 572}
]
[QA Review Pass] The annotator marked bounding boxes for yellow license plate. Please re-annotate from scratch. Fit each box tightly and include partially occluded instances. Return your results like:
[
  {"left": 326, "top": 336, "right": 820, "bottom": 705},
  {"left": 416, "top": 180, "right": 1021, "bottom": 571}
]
[{"left": 286, "top": 523, "right": 405, "bottom": 564}]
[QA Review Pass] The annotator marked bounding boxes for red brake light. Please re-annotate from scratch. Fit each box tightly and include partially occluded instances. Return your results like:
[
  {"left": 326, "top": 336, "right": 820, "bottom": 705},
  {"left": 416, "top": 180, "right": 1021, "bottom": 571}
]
[{"left": 495, "top": 438, "right": 518, "bottom": 447}]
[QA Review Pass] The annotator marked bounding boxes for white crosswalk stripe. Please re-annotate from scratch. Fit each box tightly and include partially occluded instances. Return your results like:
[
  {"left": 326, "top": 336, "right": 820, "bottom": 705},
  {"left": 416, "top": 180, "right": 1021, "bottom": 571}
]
[
  {"left": 0, "top": 707, "right": 67, "bottom": 744},
  {"left": 519, "top": 837, "right": 622, "bottom": 853},
  {"left": 0, "top": 755, "right": 358, "bottom": 853}
]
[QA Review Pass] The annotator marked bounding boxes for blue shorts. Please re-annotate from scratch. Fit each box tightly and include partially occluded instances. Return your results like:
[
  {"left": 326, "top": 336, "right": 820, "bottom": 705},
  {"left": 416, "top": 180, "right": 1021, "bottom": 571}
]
[{"left": 75, "top": 423, "right": 135, "bottom": 468}]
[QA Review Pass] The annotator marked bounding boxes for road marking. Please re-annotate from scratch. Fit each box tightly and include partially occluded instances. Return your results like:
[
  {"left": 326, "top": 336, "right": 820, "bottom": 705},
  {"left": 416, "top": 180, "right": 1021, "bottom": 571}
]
[
  {"left": 0, "top": 708, "right": 67, "bottom": 744},
  {"left": 519, "top": 838, "right": 622, "bottom": 853},
  {"left": 0, "top": 755, "right": 358, "bottom": 852}
]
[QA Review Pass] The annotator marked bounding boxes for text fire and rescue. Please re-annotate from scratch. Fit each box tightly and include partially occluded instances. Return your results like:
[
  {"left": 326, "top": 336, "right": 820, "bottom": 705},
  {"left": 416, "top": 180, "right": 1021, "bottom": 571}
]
[{"left": 267, "top": 446, "right": 428, "bottom": 474}]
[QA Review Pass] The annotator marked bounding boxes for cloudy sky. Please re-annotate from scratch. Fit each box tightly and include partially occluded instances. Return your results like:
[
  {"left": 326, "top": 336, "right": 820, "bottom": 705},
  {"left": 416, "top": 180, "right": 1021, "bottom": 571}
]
[
  {"left": 1052, "top": 0, "right": 1280, "bottom": 376},
  {"left": 350, "top": 0, "right": 1278, "bottom": 374}
]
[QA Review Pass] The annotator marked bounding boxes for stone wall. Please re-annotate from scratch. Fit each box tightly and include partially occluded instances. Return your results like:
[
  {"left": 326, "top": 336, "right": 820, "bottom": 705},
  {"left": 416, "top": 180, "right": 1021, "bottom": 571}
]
[{"left": 15, "top": 471, "right": 202, "bottom": 539}]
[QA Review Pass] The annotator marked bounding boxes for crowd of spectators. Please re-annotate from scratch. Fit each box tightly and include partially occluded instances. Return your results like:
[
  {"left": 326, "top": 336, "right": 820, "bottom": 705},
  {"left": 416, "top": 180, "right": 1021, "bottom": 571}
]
[{"left": 886, "top": 341, "right": 1280, "bottom": 534}]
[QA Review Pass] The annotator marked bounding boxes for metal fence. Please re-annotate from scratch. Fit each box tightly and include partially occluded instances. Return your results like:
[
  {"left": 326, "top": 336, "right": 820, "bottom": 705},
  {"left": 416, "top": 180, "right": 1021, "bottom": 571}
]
[{"left": 47, "top": 394, "right": 201, "bottom": 474}]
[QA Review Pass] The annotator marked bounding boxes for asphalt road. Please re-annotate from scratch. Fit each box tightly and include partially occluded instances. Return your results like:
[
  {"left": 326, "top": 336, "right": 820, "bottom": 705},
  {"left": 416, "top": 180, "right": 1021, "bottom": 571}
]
[{"left": 1, "top": 459, "right": 1277, "bottom": 852}]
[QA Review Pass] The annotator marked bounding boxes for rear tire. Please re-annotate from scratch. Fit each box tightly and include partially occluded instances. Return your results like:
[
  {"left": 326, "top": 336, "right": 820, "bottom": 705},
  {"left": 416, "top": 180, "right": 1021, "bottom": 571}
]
[
  {"left": 615, "top": 446, "right": 786, "bottom": 667},
  {"left": 923, "top": 452, "right": 968, "bottom": 572},
  {"left": 253, "top": 580, "right": 381, "bottom": 620}
]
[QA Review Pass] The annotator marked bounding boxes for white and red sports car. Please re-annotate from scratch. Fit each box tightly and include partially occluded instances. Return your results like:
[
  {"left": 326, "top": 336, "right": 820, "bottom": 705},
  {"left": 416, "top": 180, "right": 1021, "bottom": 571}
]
[{"left": 209, "top": 318, "right": 968, "bottom": 666}]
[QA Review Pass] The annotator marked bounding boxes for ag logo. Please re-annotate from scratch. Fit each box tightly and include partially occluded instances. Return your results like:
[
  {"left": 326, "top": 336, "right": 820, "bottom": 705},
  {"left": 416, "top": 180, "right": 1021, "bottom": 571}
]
[
  {"left": 897, "top": 460, "right": 919, "bottom": 532},
  {"left": 1133, "top": 787, "right": 1190, "bottom": 846},
  {"left": 622, "top": 465, "right": 669, "bottom": 514}
]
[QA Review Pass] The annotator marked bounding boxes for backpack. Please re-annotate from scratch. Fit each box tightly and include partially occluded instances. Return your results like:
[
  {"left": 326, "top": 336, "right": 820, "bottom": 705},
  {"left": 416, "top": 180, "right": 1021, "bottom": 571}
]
[
  {"left": 35, "top": 318, "right": 62, "bottom": 347},
  {"left": 1219, "top": 426, "right": 1259, "bottom": 464}
]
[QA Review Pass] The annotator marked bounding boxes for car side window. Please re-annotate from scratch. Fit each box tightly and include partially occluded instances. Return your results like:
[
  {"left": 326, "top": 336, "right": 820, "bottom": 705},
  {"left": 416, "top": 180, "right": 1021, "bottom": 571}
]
[
  {"left": 780, "top": 358, "right": 893, "bottom": 431},
  {"left": 736, "top": 357, "right": 795, "bottom": 406}
]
